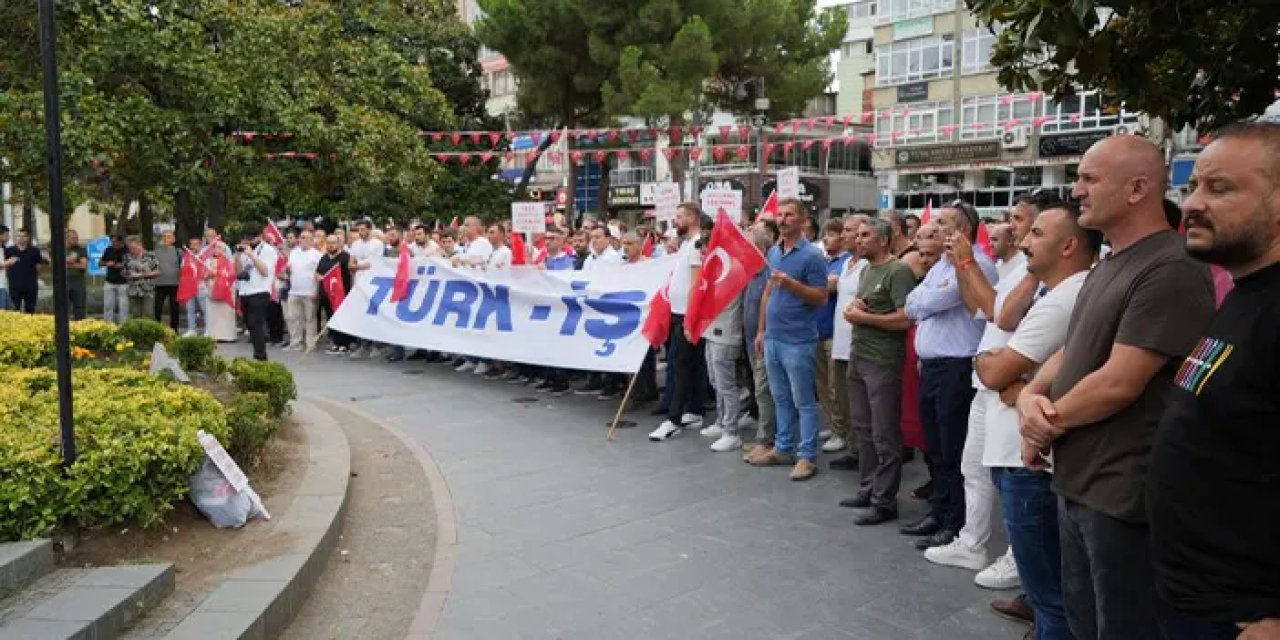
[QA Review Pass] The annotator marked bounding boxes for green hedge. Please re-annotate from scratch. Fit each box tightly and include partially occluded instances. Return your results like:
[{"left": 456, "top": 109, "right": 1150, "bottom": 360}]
[
  {"left": 171, "top": 335, "right": 217, "bottom": 373},
  {"left": 0, "top": 311, "right": 123, "bottom": 367},
  {"left": 229, "top": 358, "right": 297, "bottom": 418},
  {"left": 226, "top": 392, "right": 280, "bottom": 463},
  {"left": 118, "top": 318, "right": 175, "bottom": 352},
  {"left": 0, "top": 368, "right": 230, "bottom": 541}
]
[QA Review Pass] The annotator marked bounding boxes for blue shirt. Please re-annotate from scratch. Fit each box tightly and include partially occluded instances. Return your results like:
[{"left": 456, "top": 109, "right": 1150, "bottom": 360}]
[
  {"left": 764, "top": 237, "right": 828, "bottom": 344},
  {"left": 742, "top": 267, "right": 770, "bottom": 346},
  {"left": 544, "top": 253, "right": 575, "bottom": 271},
  {"left": 818, "top": 252, "right": 850, "bottom": 340},
  {"left": 905, "top": 252, "right": 999, "bottom": 359}
]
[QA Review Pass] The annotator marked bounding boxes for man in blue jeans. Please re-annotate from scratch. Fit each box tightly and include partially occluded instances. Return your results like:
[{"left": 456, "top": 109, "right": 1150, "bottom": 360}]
[
  {"left": 748, "top": 198, "right": 829, "bottom": 481},
  {"left": 974, "top": 203, "right": 1099, "bottom": 639}
]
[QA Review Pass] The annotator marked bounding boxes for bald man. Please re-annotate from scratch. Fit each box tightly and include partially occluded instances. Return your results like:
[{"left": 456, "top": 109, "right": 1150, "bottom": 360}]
[{"left": 1015, "top": 136, "right": 1215, "bottom": 639}]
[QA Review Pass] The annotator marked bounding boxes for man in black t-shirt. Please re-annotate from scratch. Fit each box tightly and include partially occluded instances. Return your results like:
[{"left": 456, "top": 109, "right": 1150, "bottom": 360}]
[
  {"left": 100, "top": 235, "right": 130, "bottom": 323},
  {"left": 3, "top": 229, "right": 47, "bottom": 313},
  {"left": 1150, "top": 122, "right": 1280, "bottom": 640},
  {"left": 316, "top": 234, "right": 355, "bottom": 354}
]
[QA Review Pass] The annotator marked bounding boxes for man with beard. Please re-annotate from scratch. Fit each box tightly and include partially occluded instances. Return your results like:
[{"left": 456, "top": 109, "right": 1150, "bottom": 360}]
[
  {"left": 318, "top": 234, "right": 356, "bottom": 355},
  {"left": 1149, "top": 121, "right": 1280, "bottom": 640},
  {"left": 234, "top": 224, "right": 279, "bottom": 361},
  {"left": 649, "top": 203, "right": 708, "bottom": 441},
  {"left": 1016, "top": 135, "right": 1214, "bottom": 640}
]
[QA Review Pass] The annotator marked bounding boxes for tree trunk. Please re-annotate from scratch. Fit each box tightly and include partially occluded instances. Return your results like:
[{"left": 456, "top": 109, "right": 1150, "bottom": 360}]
[
  {"left": 113, "top": 199, "right": 130, "bottom": 237},
  {"left": 139, "top": 194, "right": 154, "bottom": 250},
  {"left": 597, "top": 154, "right": 612, "bottom": 220},
  {"left": 206, "top": 179, "right": 227, "bottom": 233},
  {"left": 668, "top": 113, "right": 689, "bottom": 199},
  {"left": 174, "top": 188, "right": 201, "bottom": 244},
  {"left": 22, "top": 185, "right": 37, "bottom": 241}
]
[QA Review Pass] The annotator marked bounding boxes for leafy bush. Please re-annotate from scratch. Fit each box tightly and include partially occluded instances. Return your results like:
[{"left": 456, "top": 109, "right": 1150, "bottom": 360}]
[
  {"left": 0, "top": 312, "right": 123, "bottom": 367},
  {"left": 118, "top": 318, "right": 174, "bottom": 352},
  {"left": 0, "top": 368, "right": 229, "bottom": 541},
  {"left": 229, "top": 358, "right": 296, "bottom": 418},
  {"left": 171, "top": 336, "right": 217, "bottom": 373},
  {"left": 225, "top": 392, "right": 279, "bottom": 463}
]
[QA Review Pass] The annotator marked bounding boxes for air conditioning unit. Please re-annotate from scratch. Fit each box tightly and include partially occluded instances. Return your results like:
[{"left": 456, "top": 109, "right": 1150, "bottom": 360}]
[
  {"left": 1000, "top": 126, "right": 1029, "bottom": 150},
  {"left": 1113, "top": 124, "right": 1136, "bottom": 136}
]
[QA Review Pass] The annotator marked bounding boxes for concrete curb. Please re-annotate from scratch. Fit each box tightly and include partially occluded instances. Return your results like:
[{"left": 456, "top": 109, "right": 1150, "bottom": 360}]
[
  {"left": 163, "top": 399, "right": 352, "bottom": 640},
  {"left": 306, "top": 396, "right": 458, "bottom": 640}
]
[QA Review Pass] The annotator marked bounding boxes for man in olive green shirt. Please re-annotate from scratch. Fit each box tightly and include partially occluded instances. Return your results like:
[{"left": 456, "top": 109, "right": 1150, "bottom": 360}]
[
  {"left": 839, "top": 218, "right": 920, "bottom": 525},
  {"left": 65, "top": 230, "right": 89, "bottom": 320}
]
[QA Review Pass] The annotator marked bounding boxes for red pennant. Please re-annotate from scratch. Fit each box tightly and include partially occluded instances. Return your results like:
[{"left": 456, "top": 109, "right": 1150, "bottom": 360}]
[
  {"left": 549, "top": 151, "right": 563, "bottom": 165},
  {"left": 862, "top": 111, "right": 874, "bottom": 124},
  {"left": 638, "top": 148, "right": 652, "bottom": 163},
  {"left": 570, "top": 151, "right": 585, "bottom": 164},
  {"left": 458, "top": 153, "right": 472, "bottom": 165},
  {"left": 550, "top": 131, "right": 562, "bottom": 144},
  {"left": 734, "top": 145, "right": 750, "bottom": 161},
  {"left": 867, "top": 133, "right": 878, "bottom": 145},
  {"left": 506, "top": 131, "right": 518, "bottom": 141},
  {"left": 802, "top": 140, "right": 815, "bottom": 151},
  {"left": 450, "top": 132, "right": 462, "bottom": 145},
  {"left": 669, "top": 126, "right": 683, "bottom": 145},
  {"left": 719, "top": 125, "right": 732, "bottom": 140},
  {"left": 627, "top": 129, "right": 639, "bottom": 143},
  {"left": 1069, "top": 113, "right": 1083, "bottom": 123},
  {"left": 434, "top": 154, "right": 450, "bottom": 164},
  {"left": 480, "top": 152, "right": 494, "bottom": 164},
  {"left": 243, "top": 132, "right": 256, "bottom": 142},
  {"left": 688, "top": 147, "right": 703, "bottom": 161},
  {"left": 806, "top": 118, "right": 817, "bottom": 131},
  {"left": 791, "top": 121, "right": 799, "bottom": 134},
  {"left": 690, "top": 126, "right": 703, "bottom": 138},
  {"left": 469, "top": 132, "right": 482, "bottom": 144},
  {"left": 1032, "top": 116, "right": 1051, "bottom": 128},
  {"left": 489, "top": 132, "right": 502, "bottom": 146},
  {"left": 503, "top": 151, "right": 515, "bottom": 163},
  {"left": 737, "top": 125, "right": 752, "bottom": 140},
  {"left": 580, "top": 130, "right": 596, "bottom": 143},
  {"left": 782, "top": 141, "right": 794, "bottom": 155},
  {"left": 842, "top": 114, "right": 854, "bottom": 126},
  {"left": 823, "top": 116, "right": 836, "bottom": 128},
  {"left": 430, "top": 132, "right": 443, "bottom": 142},
  {"left": 614, "top": 149, "right": 630, "bottom": 160},
  {"left": 821, "top": 139, "right": 833, "bottom": 151},
  {"left": 763, "top": 143, "right": 776, "bottom": 158},
  {"left": 593, "top": 150, "right": 609, "bottom": 163},
  {"left": 712, "top": 146, "right": 727, "bottom": 162},
  {"left": 607, "top": 129, "right": 620, "bottom": 142},
  {"left": 661, "top": 147, "right": 679, "bottom": 161},
  {"left": 774, "top": 123, "right": 785, "bottom": 135}
]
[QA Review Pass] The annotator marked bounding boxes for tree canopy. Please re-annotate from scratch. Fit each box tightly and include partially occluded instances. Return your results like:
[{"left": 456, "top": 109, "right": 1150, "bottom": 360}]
[{"left": 966, "top": 0, "right": 1280, "bottom": 131}]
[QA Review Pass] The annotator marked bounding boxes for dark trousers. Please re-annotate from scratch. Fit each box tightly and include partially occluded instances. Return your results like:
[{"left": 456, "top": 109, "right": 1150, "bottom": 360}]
[
  {"left": 1157, "top": 603, "right": 1239, "bottom": 640},
  {"left": 240, "top": 292, "right": 272, "bottom": 360},
  {"left": 267, "top": 299, "right": 286, "bottom": 342},
  {"left": 847, "top": 356, "right": 905, "bottom": 510},
  {"left": 318, "top": 297, "right": 353, "bottom": 348},
  {"left": 68, "top": 286, "right": 87, "bottom": 320},
  {"left": 918, "top": 357, "right": 975, "bottom": 532},
  {"left": 994, "top": 468, "right": 1071, "bottom": 640},
  {"left": 666, "top": 314, "right": 707, "bottom": 423},
  {"left": 10, "top": 287, "right": 37, "bottom": 313},
  {"left": 635, "top": 348, "right": 659, "bottom": 401},
  {"left": 1059, "top": 497, "right": 1161, "bottom": 640},
  {"left": 153, "top": 284, "right": 180, "bottom": 330}
]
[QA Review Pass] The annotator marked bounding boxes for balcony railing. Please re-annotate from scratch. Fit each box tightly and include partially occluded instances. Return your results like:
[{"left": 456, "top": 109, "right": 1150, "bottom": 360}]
[{"left": 608, "top": 166, "right": 655, "bottom": 185}]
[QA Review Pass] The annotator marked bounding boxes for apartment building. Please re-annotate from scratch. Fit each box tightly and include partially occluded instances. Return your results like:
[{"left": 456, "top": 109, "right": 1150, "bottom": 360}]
[{"left": 829, "top": 0, "right": 1145, "bottom": 217}]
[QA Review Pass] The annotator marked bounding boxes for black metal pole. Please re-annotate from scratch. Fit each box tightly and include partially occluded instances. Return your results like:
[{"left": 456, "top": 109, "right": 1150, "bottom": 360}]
[{"left": 38, "top": 0, "right": 77, "bottom": 468}]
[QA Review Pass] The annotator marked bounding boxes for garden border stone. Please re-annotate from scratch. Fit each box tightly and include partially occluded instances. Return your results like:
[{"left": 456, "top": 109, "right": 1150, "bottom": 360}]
[{"left": 162, "top": 399, "right": 351, "bottom": 640}]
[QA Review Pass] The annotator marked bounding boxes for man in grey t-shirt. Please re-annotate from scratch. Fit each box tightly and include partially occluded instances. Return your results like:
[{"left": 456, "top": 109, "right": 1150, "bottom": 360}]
[{"left": 153, "top": 230, "right": 183, "bottom": 330}]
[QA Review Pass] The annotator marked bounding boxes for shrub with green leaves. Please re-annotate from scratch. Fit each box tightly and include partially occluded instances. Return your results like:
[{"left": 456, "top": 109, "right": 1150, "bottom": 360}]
[
  {"left": 225, "top": 391, "right": 279, "bottom": 463},
  {"left": 0, "top": 368, "right": 229, "bottom": 541},
  {"left": 0, "top": 312, "right": 122, "bottom": 367},
  {"left": 171, "top": 335, "right": 217, "bottom": 373},
  {"left": 118, "top": 318, "right": 175, "bottom": 352},
  {"left": 229, "top": 358, "right": 296, "bottom": 418}
]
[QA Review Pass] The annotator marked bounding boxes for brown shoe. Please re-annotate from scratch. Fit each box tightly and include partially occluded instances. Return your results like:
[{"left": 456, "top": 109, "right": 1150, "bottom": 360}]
[
  {"left": 990, "top": 594, "right": 1034, "bottom": 625},
  {"left": 748, "top": 449, "right": 795, "bottom": 467},
  {"left": 789, "top": 458, "right": 817, "bottom": 481},
  {"left": 743, "top": 443, "right": 771, "bottom": 464}
]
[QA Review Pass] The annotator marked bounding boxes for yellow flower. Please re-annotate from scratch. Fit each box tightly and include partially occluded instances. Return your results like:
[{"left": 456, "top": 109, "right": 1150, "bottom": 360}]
[{"left": 115, "top": 343, "right": 125, "bottom": 352}]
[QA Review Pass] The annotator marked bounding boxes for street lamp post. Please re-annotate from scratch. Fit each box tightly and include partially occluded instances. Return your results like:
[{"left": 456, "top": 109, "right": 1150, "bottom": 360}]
[{"left": 38, "top": 0, "right": 77, "bottom": 467}]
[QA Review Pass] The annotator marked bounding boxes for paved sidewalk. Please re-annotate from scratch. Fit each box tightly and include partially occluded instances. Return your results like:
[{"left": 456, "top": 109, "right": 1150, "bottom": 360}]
[{"left": 237, "top": 344, "right": 1026, "bottom": 639}]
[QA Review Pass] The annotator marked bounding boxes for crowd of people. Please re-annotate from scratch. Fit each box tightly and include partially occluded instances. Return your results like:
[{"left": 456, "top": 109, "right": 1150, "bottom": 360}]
[{"left": 2, "top": 123, "right": 1276, "bottom": 640}]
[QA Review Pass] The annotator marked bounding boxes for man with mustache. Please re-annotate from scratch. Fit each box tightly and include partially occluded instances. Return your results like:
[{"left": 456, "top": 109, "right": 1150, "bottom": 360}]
[{"left": 1149, "top": 121, "right": 1280, "bottom": 640}]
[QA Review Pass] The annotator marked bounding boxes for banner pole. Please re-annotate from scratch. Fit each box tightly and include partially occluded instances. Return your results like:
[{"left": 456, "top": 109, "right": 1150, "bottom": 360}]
[
  {"left": 300, "top": 320, "right": 329, "bottom": 363},
  {"left": 606, "top": 372, "right": 640, "bottom": 441}
]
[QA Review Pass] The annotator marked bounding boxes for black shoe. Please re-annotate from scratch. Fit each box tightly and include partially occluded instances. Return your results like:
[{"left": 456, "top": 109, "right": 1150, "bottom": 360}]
[
  {"left": 911, "top": 479, "right": 934, "bottom": 500},
  {"left": 548, "top": 382, "right": 571, "bottom": 396},
  {"left": 839, "top": 494, "right": 871, "bottom": 509},
  {"left": 829, "top": 454, "right": 859, "bottom": 471},
  {"left": 853, "top": 507, "right": 898, "bottom": 526},
  {"left": 899, "top": 515, "right": 941, "bottom": 537},
  {"left": 914, "top": 528, "right": 957, "bottom": 551}
]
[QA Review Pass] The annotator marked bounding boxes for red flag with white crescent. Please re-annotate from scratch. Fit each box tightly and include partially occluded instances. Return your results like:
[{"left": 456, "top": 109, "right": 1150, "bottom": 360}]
[
  {"left": 390, "top": 241, "right": 412, "bottom": 303},
  {"left": 683, "top": 209, "right": 767, "bottom": 344},
  {"left": 177, "top": 248, "right": 207, "bottom": 305},
  {"left": 321, "top": 265, "right": 347, "bottom": 310}
]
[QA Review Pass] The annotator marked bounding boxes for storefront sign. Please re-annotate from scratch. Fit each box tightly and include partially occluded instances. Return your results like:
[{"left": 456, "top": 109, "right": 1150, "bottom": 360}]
[
  {"left": 893, "top": 16, "right": 933, "bottom": 40},
  {"left": 761, "top": 178, "right": 823, "bottom": 205},
  {"left": 894, "top": 142, "right": 1000, "bottom": 166},
  {"left": 896, "top": 81, "right": 929, "bottom": 104},
  {"left": 607, "top": 185, "right": 642, "bottom": 208},
  {"left": 1038, "top": 130, "right": 1111, "bottom": 158}
]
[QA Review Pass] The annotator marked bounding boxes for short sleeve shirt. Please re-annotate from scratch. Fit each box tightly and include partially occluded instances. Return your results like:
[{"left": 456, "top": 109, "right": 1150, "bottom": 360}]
[
  {"left": 1050, "top": 230, "right": 1215, "bottom": 522},
  {"left": 5, "top": 245, "right": 45, "bottom": 291},
  {"left": 850, "top": 258, "right": 918, "bottom": 365},
  {"left": 764, "top": 238, "right": 828, "bottom": 344},
  {"left": 124, "top": 251, "right": 160, "bottom": 297}
]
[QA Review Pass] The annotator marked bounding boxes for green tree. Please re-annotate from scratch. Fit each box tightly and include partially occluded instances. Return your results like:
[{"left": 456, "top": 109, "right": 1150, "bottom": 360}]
[{"left": 966, "top": 0, "right": 1280, "bottom": 130}]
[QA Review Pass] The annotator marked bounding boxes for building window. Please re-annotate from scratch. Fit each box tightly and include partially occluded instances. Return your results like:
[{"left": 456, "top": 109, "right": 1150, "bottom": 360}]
[
  {"left": 847, "top": 0, "right": 876, "bottom": 21},
  {"left": 874, "top": 35, "right": 955, "bottom": 87},
  {"left": 875, "top": 0, "right": 956, "bottom": 25},
  {"left": 961, "top": 27, "right": 998, "bottom": 75},
  {"left": 875, "top": 99, "right": 955, "bottom": 147},
  {"left": 1040, "top": 90, "right": 1138, "bottom": 133},
  {"left": 959, "top": 92, "right": 1037, "bottom": 139}
]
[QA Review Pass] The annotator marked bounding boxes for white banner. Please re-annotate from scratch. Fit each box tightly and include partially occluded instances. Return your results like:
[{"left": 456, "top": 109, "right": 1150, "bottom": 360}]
[
  {"left": 327, "top": 255, "right": 680, "bottom": 373},
  {"left": 511, "top": 202, "right": 548, "bottom": 234}
]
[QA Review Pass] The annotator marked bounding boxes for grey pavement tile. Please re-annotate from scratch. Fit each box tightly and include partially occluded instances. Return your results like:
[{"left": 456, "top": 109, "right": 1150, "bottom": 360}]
[{"left": 448, "top": 554, "right": 545, "bottom": 595}]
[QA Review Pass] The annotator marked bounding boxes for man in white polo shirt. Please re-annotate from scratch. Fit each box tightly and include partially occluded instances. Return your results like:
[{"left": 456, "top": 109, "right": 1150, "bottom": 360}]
[
  {"left": 346, "top": 218, "right": 385, "bottom": 358},
  {"left": 234, "top": 223, "right": 279, "bottom": 361}
]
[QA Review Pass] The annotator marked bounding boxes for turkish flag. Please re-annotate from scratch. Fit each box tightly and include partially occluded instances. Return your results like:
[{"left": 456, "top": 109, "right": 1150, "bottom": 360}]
[
  {"left": 641, "top": 233, "right": 654, "bottom": 257},
  {"left": 391, "top": 241, "right": 412, "bottom": 302},
  {"left": 510, "top": 232, "right": 527, "bottom": 265},
  {"left": 211, "top": 252, "right": 237, "bottom": 304},
  {"left": 683, "top": 209, "right": 766, "bottom": 344},
  {"left": 321, "top": 265, "right": 346, "bottom": 310},
  {"left": 450, "top": 216, "right": 460, "bottom": 229},
  {"left": 758, "top": 190, "right": 779, "bottom": 221},
  {"left": 641, "top": 284, "right": 672, "bottom": 348},
  {"left": 921, "top": 200, "right": 933, "bottom": 225},
  {"left": 975, "top": 220, "right": 995, "bottom": 260},
  {"left": 271, "top": 250, "right": 288, "bottom": 302},
  {"left": 263, "top": 219, "right": 284, "bottom": 246},
  {"left": 177, "top": 249, "right": 207, "bottom": 305}
]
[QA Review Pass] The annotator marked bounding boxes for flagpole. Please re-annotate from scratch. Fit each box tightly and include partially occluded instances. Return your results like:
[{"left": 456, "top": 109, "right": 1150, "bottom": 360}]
[
  {"left": 605, "top": 372, "right": 640, "bottom": 441},
  {"left": 299, "top": 321, "right": 329, "bottom": 363}
]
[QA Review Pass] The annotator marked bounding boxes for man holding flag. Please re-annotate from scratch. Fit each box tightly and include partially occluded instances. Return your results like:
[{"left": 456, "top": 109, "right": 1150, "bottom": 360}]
[
  {"left": 648, "top": 204, "right": 710, "bottom": 442},
  {"left": 317, "top": 234, "right": 355, "bottom": 355}
]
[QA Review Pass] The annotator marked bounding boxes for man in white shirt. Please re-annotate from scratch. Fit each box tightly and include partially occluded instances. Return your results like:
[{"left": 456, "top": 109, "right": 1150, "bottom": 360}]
[
  {"left": 649, "top": 204, "right": 709, "bottom": 441},
  {"left": 582, "top": 227, "right": 623, "bottom": 271},
  {"left": 346, "top": 219, "right": 385, "bottom": 358},
  {"left": 455, "top": 216, "right": 493, "bottom": 269},
  {"left": 484, "top": 223, "right": 513, "bottom": 270},
  {"left": 234, "top": 223, "right": 279, "bottom": 361},
  {"left": 410, "top": 224, "right": 444, "bottom": 259},
  {"left": 971, "top": 202, "right": 1099, "bottom": 640},
  {"left": 284, "top": 230, "right": 323, "bottom": 351},
  {"left": 828, "top": 215, "right": 869, "bottom": 470}
]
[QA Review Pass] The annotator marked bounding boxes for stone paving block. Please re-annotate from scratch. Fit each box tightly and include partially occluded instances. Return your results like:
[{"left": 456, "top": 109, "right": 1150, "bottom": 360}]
[
  {"left": 228, "top": 554, "right": 308, "bottom": 583},
  {"left": 275, "top": 495, "right": 344, "bottom": 536},
  {"left": 164, "top": 611, "right": 263, "bottom": 640},
  {"left": 198, "top": 580, "right": 285, "bottom": 614},
  {"left": 76, "top": 564, "right": 171, "bottom": 590},
  {"left": 0, "top": 540, "right": 53, "bottom": 599},
  {"left": 0, "top": 617, "right": 89, "bottom": 640}
]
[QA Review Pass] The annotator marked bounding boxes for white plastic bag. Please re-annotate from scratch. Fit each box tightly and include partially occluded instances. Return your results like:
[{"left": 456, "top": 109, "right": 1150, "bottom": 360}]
[{"left": 188, "top": 456, "right": 265, "bottom": 528}]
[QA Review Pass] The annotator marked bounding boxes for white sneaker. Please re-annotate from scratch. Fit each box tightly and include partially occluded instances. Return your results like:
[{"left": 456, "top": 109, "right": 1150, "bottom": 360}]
[
  {"left": 473, "top": 362, "right": 491, "bottom": 376},
  {"left": 680, "top": 413, "right": 703, "bottom": 428},
  {"left": 649, "top": 420, "right": 682, "bottom": 442},
  {"left": 975, "top": 548, "right": 1021, "bottom": 590},
  {"left": 182, "top": 330, "right": 197, "bottom": 338},
  {"left": 737, "top": 414, "right": 757, "bottom": 429},
  {"left": 455, "top": 361, "right": 475, "bottom": 373},
  {"left": 819, "top": 430, "right": 833, "bottom": 440},
  {"left": 700, "top": 425, "right": 724, "bottom": 438},
  {"left": 822, "top": 436, "right": 846, "bottom": 453},
  {"left": 710, "top": 434, "right": 743, "bottom": 452},
  {"left": 924, "top": 538, "right": 990, "bottom": 571}
]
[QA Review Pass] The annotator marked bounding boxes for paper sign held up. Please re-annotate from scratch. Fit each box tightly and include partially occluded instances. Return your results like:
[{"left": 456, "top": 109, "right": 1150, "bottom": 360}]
[
  {"left": 777, "top": 167, "right": 800, "bottom": 201},
  {"left": 653, "top": 182, "right": 680, "bottom": 222},
  {"left": 511, "top": 202, "right": 548, "bottom": 234},
  {"left": 700, "top": 189, "right": 743, "bottom": 224}
]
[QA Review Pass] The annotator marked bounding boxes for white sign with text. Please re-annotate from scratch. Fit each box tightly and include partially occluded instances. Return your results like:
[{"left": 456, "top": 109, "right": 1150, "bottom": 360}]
[
  {"left": 777, "top": 167, "right": 800, "bottom": 200},
  {"left": 700, "top": 189, "right": 743, "bottom": 224},
  {"left": 511, "top": 202, "right": 548, "bottom": 234},
  {"left": 653, "top": 182, "right": 681, "bottom": 222}
]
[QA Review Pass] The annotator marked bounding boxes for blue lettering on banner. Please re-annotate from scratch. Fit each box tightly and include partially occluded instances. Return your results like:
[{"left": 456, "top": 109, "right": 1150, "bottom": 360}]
[{"left": 433, "top": 280, "right": 479, "bottom": 328}]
